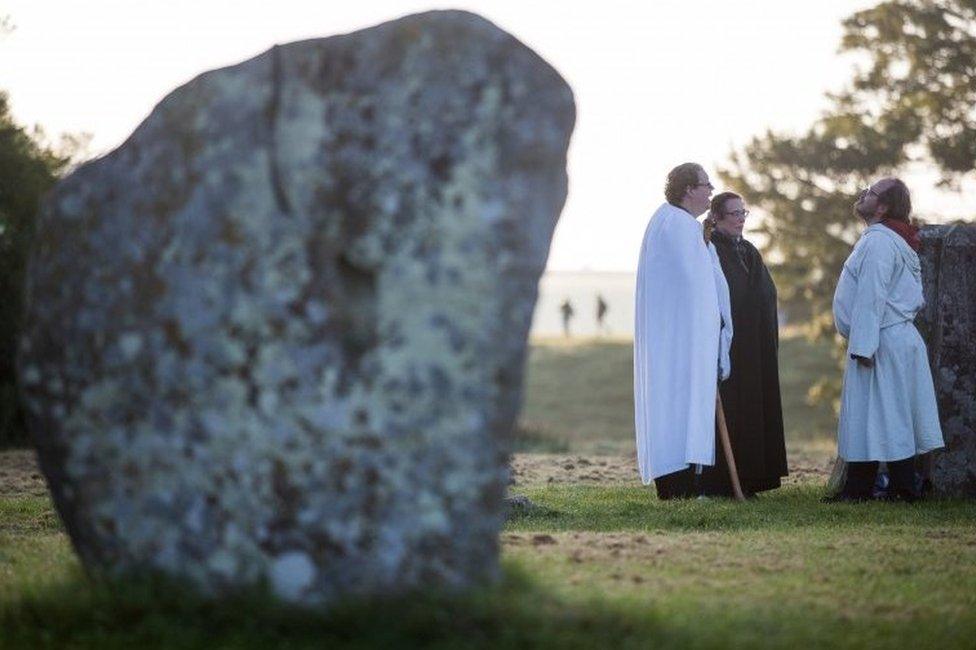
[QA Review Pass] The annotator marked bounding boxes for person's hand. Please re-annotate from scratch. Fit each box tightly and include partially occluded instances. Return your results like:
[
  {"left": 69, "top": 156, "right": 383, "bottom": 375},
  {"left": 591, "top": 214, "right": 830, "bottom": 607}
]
[{"left": 852, "top": 354, "right": 874, "bottom": 369}]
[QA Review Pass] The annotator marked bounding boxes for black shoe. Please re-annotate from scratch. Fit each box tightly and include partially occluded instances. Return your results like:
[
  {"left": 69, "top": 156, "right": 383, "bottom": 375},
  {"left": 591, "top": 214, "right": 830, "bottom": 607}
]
[
  {"left": 878, "top": 488, "right": 919, "bottom": 504},
  {"left": 821, "top": 493, "right": 869, "bottom": 504},
  {"left": 919, "top": 478, "right": 934, "bottom": 497}
]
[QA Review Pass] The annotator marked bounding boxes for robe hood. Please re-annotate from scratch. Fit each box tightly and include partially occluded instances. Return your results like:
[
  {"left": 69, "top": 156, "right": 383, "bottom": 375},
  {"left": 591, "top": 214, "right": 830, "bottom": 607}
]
[
  {"left": 660, "top": 202, "right": 701, "bottom": 223},
  {"left": 866, "top": 223, "right": 921, "bottom": 279},
  {"left": 881, "top": 218, "right": 921, "bottom": 251}
]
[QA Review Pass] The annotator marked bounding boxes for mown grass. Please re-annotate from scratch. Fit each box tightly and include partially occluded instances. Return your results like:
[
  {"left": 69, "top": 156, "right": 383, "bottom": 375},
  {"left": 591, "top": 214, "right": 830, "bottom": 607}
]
[
  {"left": 519, "top": 333, "right": 839, "bottom": 453},
  {"left": 2, "top": 488, "right": 975, "bottom": 648},
  {"left": 508, "top": 483, "right": 976, "bottom": 533},
  {"left": 1, "top": 338, "right": 972, "bottom": 648},
  {"left": 0, "top": 542, "right": 662, "bottom": 650},
  {"left": 504, "top": 483, "right": 976, "bottom": 648}
]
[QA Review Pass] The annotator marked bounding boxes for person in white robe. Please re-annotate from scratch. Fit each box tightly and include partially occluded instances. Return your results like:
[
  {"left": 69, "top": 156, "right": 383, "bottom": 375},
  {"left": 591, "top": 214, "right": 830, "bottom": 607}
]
[
  {"left": 634, "top": 162, "right": 733, "bottom": 498},
  {"left": 829, "top": 177, "right": 944, "bottom": 502}
]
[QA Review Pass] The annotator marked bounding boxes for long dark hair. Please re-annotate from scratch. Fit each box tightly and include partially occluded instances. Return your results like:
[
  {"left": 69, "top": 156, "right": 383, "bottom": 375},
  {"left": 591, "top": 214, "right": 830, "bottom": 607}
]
[{"left": 878, "top": 179, "right": 912, "bottom": 222}]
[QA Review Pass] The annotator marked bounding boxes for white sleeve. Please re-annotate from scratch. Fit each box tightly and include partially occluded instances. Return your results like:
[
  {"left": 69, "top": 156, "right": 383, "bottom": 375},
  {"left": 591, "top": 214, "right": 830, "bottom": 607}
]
[
  {"left": 709, "top": 242, "right": 733, "bottom": 380},
  {"left": 847, "top": 235, "right": 894, "bottom": 360}
]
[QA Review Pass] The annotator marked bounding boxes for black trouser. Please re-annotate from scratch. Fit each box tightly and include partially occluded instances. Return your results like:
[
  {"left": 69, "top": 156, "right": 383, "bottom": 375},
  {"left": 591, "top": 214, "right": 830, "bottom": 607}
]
[
  {"left": 654, "top": 466, "right": 696, "bottom": 500},
  {"left": 655, "top": 465, "right": 762, "bottom": 499},
  {"left": 842, "top": 457, "right": 917, "bottom": 501}
]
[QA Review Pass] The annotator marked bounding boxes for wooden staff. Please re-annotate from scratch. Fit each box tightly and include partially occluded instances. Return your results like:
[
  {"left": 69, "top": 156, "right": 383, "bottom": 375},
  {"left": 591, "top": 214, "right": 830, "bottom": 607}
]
[{"left": 716, "top": 393, "right": 746, "bottom": 502}]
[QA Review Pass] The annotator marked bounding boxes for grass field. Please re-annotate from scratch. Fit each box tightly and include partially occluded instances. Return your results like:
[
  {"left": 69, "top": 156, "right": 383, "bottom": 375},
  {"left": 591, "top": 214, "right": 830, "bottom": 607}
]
[{"left": 2, "top": 335, "right": 974, "bottom": 648}]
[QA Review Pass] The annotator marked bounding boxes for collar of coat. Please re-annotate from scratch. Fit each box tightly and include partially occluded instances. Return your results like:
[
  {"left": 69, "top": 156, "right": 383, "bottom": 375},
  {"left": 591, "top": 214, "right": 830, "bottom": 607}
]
[
  {"left": 881, "top": 218, "right": 921, "bottom": 252},
  {"left": 710, "top": 230, "right": 745, "bottom": 246}
]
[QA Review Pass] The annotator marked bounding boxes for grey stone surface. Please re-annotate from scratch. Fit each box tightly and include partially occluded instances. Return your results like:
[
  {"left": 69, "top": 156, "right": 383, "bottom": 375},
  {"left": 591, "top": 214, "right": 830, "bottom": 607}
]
[
  {"left": 18, "top": 10, "right": 574, "bottom": 602},
  {"left": 917, "top": 224, "right": 976, "bottom": 497}
]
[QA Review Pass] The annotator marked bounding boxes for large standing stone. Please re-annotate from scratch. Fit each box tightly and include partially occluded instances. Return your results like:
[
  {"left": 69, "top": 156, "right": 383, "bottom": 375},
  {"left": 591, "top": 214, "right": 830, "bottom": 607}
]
[
  {"left": 18, "top": 10, "right": 574, "bottom": 602},
  {"left": 918, "top": 224, "right": 976, "bottom": 497}
]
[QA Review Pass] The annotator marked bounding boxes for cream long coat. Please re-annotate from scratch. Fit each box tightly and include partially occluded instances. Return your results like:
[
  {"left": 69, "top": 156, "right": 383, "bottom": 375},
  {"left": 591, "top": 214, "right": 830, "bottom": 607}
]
[
  {"left": 634, "top": 203, "right": 732, "bottom": 483},
  {"left": 832, "top": 223, "right": 944, "bottom": 462}
]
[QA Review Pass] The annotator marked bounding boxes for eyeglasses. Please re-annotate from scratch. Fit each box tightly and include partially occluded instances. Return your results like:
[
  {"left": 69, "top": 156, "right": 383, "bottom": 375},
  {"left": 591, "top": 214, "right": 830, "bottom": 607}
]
[
  {"left": 723, "top": 209, "right": 750, "bottom": 218},
  {"left": 859, "top": 187, "right": 880, "bottom": 199},
  {"left": 695, "top": 182, "right": 715, "bottom": 190}
]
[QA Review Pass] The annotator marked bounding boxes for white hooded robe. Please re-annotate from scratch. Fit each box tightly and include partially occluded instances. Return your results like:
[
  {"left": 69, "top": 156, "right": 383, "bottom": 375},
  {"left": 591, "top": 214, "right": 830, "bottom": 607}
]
[
  {"left": 634, "top": 203, "right": 733, "bottom": 484},
  {"left": 832, "top": 223, "right": 944, "bottom": 461}
]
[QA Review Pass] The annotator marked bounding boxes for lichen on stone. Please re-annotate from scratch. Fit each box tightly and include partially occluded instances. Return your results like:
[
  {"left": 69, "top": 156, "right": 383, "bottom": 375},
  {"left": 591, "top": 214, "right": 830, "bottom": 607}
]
[
  {"left": 19, "top": 10, "right": 574, "bottom": 602},
  {"left": 918, "top": 225, "right": 976, "bottom": 497}
]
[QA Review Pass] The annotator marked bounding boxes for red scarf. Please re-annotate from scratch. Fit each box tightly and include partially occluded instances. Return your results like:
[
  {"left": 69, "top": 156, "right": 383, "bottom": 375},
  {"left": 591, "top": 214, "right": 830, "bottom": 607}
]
[{"left": 882, "top": 219, "right": 921, "bottom": 251}]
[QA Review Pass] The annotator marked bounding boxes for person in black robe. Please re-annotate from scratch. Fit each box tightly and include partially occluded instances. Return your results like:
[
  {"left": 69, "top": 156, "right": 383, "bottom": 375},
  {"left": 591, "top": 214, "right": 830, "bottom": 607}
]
[{"left": 700, "top": 192, "right": 788, "bottom": 496}]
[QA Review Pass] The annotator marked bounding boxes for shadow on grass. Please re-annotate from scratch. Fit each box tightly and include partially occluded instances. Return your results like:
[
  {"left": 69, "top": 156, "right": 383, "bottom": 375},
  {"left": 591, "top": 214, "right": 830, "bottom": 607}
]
[
  {"left": 507, "top": 484, "right": 976, "bottom": 533},
  {"left": 0, "top": 564, "right": 687, "bottom": 649}
]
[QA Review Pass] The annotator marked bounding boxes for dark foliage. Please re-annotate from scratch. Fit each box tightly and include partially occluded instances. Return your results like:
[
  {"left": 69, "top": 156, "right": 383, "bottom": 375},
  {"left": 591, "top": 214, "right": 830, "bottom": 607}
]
[
  {"left": 719, "top": 0, "right": 976, "bottom": 406},
  {"left": 0, "top": 91, "right": 71, "bottom": 446}
]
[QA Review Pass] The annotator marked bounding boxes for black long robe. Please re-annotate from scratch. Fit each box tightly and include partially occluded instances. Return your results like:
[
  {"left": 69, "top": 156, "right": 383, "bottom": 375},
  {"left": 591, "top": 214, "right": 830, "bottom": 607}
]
[{"left": 701, "top": 231, "right": 788, "bottom": 495}]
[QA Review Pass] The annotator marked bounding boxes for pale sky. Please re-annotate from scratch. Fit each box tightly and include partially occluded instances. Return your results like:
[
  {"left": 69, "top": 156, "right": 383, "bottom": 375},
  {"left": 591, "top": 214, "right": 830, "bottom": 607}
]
[{"left": 2, "top": 1, "right": 971, "bottom": 271}]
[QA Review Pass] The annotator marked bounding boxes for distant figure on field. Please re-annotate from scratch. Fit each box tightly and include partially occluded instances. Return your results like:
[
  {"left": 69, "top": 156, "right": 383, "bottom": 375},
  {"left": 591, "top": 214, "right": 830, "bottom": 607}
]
[
  {"left": 596, "top": 294, "right": 609, "bottom": 335},
  {"left": 634, "top": 162, "right": 732, "bottom": 499},
  {"left": 559, "top": 299, "right": 574, "bottom": 337},
  {"left": 700, "top": 192, "right": 788, "bottom": 497},
  {"left": 826, "top": 177, "right": 944, "bottom": 503}
]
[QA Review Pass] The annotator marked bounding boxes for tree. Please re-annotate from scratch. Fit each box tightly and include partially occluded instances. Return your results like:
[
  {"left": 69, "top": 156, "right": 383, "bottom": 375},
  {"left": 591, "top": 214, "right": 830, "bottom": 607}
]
[
  {"left": 719, "top": 0, "right": 975, "bottom": 408},
  {"left": 0, "top": 91, "right": 72, "bottom": 445},
  {"left": 840, "top": 0, "right": 976, "bottom": 183}
]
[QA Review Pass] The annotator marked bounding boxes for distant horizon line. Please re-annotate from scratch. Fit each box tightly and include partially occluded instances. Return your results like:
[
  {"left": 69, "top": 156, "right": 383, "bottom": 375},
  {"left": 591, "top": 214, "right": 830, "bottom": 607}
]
[{"left": 543, "top": 268, "right": 635, "bottom": 275}]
